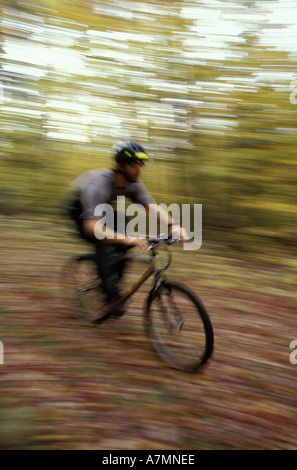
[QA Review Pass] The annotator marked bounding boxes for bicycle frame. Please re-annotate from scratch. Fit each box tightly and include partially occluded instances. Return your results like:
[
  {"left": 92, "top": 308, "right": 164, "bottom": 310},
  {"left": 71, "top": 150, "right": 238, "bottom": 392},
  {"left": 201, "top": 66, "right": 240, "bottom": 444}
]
[{"left": 113, "top": 249, "right": 166, "bottom": 305}]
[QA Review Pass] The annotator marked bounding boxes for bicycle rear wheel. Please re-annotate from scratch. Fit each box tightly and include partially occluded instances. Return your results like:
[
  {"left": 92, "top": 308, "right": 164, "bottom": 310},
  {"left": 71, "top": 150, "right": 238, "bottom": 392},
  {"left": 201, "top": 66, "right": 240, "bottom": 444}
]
[
  {"left": 146, "top": 281, "right": 214, "bottom": 372},
  {"left": 63, "top": 254, "right": 109, "bottom": 324}
]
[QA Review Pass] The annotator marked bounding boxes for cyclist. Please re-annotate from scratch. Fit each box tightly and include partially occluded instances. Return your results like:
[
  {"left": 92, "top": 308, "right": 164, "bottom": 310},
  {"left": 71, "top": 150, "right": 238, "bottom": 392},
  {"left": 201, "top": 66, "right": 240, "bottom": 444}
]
[{"left": 64, "top": 140, "right": 188, "bottom": 315}]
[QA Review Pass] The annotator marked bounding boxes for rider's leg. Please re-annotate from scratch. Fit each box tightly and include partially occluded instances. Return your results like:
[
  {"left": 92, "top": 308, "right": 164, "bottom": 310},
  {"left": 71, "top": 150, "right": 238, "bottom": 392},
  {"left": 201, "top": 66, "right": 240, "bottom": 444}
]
[
  {"left": 94, "top": 210, "right": 128, "bottom": 299},
  {"left": 94, "top": 242, "right": 120, "bottom": 301},
  {"left": 94, "top": 242, "right": 126, "bottom": 316},
  {"left": 78, "top": 211, "right": 126, "bottom": 311}
]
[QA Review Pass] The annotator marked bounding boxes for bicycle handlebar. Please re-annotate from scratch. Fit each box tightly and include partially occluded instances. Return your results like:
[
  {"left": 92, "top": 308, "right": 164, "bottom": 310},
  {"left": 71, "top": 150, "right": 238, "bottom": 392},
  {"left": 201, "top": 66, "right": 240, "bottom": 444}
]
[
  {"left": 125, "top": 233, "right": 181, "bottom": 252},
  {"left": 147, "top": 234, "right": 181, "bottom": 251}
]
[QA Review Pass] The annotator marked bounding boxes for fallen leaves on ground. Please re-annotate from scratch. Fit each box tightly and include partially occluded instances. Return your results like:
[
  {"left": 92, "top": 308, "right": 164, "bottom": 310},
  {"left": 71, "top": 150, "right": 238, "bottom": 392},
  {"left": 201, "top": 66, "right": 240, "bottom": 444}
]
[{"left": 0, "top": 218, "right": 296, "bottom": 450}]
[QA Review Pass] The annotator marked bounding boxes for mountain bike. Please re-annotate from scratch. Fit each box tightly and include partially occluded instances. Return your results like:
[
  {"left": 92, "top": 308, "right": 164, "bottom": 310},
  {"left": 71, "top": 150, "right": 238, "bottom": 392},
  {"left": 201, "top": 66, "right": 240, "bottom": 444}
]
[{"left": 63, "top": 235, "right": 214, "bottom": 372}]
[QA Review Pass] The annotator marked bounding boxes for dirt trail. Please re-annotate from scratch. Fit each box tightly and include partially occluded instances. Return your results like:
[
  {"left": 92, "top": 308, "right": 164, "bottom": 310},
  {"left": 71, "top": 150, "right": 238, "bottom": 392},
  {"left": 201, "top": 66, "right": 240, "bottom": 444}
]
[{"left": 0, "top": 218, "right": 296, "bottom": 450}]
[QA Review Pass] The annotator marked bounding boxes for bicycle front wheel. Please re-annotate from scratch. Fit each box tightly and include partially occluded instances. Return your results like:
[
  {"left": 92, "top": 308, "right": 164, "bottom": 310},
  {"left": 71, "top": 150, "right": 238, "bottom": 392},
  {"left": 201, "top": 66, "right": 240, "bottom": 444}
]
[
  {"left": 146, "top": 281, "right": 214, "bottom": 372},
  {"left": 62, "top": 254, "right": 109, "bottom": 324}
]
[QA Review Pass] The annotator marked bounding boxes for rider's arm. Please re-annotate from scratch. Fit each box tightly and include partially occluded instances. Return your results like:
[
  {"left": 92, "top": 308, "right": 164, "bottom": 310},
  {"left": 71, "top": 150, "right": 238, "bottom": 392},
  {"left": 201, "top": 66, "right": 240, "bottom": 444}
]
[{"left": 83, "top": 219, "right": 148, "bottom": 251}]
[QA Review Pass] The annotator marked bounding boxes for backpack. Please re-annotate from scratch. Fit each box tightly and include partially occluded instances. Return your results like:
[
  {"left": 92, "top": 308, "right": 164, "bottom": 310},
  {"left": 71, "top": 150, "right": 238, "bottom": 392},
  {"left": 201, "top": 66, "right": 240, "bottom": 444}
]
[{"left": 61, "top": 191, "right": 86, "bottom": 239}]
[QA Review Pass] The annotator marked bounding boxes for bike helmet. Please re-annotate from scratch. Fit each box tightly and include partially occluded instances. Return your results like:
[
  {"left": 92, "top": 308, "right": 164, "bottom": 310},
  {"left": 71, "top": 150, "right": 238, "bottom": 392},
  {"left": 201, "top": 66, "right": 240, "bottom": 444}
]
[{"left": 114, "top": 140, "right": 149, "bottom": 165}]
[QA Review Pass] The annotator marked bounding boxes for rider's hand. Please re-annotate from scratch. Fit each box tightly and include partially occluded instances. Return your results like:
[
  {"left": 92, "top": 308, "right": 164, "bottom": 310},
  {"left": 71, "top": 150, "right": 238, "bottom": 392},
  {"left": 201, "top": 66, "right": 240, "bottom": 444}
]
[
  {"left": 170, "top": 225, "right": 190, "bottom": 243},
  {"left": 128, "top": 236, "right": 149, "bottom": 252}
]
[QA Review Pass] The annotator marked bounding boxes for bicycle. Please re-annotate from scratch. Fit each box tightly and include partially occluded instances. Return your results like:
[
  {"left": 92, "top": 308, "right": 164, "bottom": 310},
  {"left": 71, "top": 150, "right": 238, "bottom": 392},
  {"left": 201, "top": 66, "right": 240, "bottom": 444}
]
[{"left": 63, "top": 235, "right": 214, "bottom": 372}]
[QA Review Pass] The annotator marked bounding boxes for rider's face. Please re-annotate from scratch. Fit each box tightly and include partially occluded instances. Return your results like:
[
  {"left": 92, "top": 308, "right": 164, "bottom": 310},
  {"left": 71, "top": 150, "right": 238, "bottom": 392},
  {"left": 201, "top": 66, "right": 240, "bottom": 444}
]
[{"left": 123, "top": 159, "right": 144, "bottom": 182}]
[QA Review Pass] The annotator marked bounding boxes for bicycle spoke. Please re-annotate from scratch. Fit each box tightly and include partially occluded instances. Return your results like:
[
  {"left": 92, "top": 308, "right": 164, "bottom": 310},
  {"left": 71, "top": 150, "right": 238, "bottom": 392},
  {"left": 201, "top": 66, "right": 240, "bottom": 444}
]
[
  {"left": 63, "top": 256, "right": 107, "bottom": 323},
  {"left": 147, "top": 282, "right": 213, "bottom": 372}
]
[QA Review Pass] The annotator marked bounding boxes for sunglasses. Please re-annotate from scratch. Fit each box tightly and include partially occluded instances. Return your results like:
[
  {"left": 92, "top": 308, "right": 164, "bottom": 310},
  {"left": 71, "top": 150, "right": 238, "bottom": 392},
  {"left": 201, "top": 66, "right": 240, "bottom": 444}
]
[{"left": 128, "top": 160, "right": 145, "bottom": 169}]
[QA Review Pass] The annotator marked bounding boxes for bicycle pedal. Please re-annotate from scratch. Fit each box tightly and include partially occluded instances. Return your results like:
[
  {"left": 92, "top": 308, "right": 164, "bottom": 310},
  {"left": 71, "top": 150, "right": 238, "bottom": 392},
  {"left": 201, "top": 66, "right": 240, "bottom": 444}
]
[{"left": 174, "top": 320, "right": 184, "bottom": 333}]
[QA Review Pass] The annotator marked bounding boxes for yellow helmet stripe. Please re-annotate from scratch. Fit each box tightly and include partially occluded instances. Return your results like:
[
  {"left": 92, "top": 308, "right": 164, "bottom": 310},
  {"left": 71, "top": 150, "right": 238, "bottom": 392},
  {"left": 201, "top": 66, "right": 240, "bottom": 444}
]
[{"left": 135, "top": 152, "right": 149, "bottom": 160}]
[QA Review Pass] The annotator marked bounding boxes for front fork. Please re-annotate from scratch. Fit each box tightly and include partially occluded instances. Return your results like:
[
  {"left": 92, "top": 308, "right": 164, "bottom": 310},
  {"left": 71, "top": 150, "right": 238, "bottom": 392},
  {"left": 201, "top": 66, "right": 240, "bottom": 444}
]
[{"left": 150, "top": 279, "right": 184, "bottom": 334}]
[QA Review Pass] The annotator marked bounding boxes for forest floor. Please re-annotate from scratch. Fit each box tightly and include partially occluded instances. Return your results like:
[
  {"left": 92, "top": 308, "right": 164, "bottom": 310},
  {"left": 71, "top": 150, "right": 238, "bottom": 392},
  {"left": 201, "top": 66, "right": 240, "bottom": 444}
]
[{"left": 0, "top": 217, "right": 296, "bottom": 450}]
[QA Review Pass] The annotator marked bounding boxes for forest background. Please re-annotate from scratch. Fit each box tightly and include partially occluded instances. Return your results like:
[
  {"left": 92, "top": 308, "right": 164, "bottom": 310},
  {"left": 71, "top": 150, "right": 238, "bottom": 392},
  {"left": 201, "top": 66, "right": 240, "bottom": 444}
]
[{"left": 1, "top": 0, "right": 296, "bottom": 251}]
